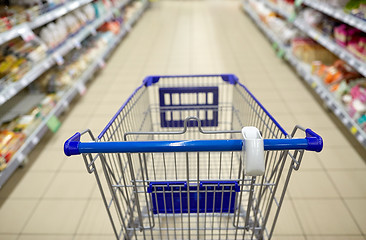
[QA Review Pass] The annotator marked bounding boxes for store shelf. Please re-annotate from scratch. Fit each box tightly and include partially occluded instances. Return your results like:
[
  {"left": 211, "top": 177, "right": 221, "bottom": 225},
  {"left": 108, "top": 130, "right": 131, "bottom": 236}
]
[
  {"left": 0, "top": 7, "right": 115, "bottom": 106},
  {"left": 243, "top": 1, "right": 366, "bottom": 148},
  {"left": 301, "top": 0, "right": 366, "bottom": 33},
  {"left": 242, "top": 2, "right": 288, "bottom": 51},
  {"left": 293, "top": 18, "right": 366, "bottom": 77},
  {"left": 0, "top": 0, "right": 93, "bottom": 45},
  {"left": 286, "top": 53, "right": 366, "bottom": 147},
  {"left": 256, "top": 0, "right": 291, "bottom": 19},
  {"left": 0, "top": 0, "right": 149, "bottom": 189}
]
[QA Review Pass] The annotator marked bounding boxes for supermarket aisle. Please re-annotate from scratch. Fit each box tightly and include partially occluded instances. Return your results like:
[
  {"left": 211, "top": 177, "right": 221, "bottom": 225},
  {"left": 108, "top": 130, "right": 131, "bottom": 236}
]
[{"left": 0, "top": 0, "right": 365, "bottom": 239}]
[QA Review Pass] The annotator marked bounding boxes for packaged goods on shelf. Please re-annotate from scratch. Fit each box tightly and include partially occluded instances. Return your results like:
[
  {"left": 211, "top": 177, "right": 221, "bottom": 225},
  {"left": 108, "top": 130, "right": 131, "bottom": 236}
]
[
  {"left": 299, "top": 7, "right": 366, "bottom": 61},
  {"left": 292, "top": 37, "right": 338, "bottom": 64},
  {"left": 0, "top": 130, "right": 25, "bottom": 169},
  {"left": 312, "top": 59, "right": 361, "bottom": 85},
  {"left": 39, "top": 4, "right": 97, "bottom": 49},
  {"left": 0, "top": 27, "right": 116, "bottom": 172},
  {"left": 0, "top": 38, "right": 48, "bottom": 88},
  {"left": 0, "top": 0, "right": 66, "bottom": 33},
  {"left": 344, "top": 1, "right": 366, "bottom": 20},
  {"left": 248, "top": 0, "right": 298, "bottom": 45},
  {"left": 125, "top": 1, "right": 143, "bottom": 21},
  {"left": 275, "top": 0, "right": 295, "bottom": 16},
  {"left": 333, "top": 24, "right": 366, "bottom": 60}
]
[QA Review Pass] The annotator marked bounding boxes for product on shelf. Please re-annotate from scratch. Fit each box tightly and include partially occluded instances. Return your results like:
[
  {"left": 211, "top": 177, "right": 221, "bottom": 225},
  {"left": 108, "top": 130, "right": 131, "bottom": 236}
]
[
  {"left": 0, "top": 0, "right": 67, "bottom": 33},
  {"left": 0, "top": 38, "right": 48, "bottom": 88},
  {"left": 248, "top": 0, "right": 298, "bottom": 45},
  {"left": 0, "top": 130, "right": 25, "bottom": 165},
  {"left": 299, "top": 7, "right": 366, "bottom": 61},
  {"left": 312, "top": 59, "right": 361, "bottom": 85},
  {"left": 39, "top": 4, "right": 97, "bottom": 49},
  {"left": 292, "top": 37, "right": 338, "bottom": 64},
  {"left": 344, "top": 1, "right": 366, "bottom": 20}
]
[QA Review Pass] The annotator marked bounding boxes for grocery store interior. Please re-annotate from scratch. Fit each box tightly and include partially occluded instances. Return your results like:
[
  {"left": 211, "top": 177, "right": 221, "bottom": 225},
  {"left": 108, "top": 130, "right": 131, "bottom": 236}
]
[{"left": 0, "top": 0, "right": 366, "bottom": 239}]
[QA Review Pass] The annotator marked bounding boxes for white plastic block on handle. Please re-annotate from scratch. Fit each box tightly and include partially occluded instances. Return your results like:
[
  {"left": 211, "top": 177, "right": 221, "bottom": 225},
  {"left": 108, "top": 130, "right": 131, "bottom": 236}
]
[{"left": 242, "top": 127, "right": 265, "bottom": 176}]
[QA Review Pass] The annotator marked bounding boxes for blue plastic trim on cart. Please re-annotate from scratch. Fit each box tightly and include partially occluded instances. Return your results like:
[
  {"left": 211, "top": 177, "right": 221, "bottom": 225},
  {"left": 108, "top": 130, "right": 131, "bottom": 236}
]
[
  {"left": 98, "top": 74, "right": 288, "bottom": 139},
  {"left": 147, "top": 181, "right": 240, "bottom": 214},
  {"left": 159, "top": 87, "right": 219, "bottom": 127},
  {"left": 142, "top": 74, "right": 239, "bottom": 86},
  {"left": 64, "top": 134, "right": 323, "bottom": 156}
]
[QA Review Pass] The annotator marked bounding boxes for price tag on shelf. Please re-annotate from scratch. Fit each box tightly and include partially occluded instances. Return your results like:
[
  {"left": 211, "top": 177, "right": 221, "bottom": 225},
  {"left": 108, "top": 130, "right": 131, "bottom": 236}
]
[
  {"left": 356, "top": 134, "right": 364, "bottom": 144},
  {"left": 47, "top": 115, "right": 61, "bottom": 133},
  {"left": 277, "top": 48, "right": 285, "bottom": 58},
  {"left": 18, "top": 25, "right": 36, "bottom": 42},
  {"left": 295, "top": 0, "right": 303, "bottom": 7},
  {"left": 31, "top": 137, "right": 39, "bottom": 145},
  {"left": 0, "top": 95, "right": 5, "bottom": 104},
  {"left": 9, "top": 87, "right": 16, "bottom": 95},
  {"left": 125, "top": 23, "right": 131, "bottom": 32},
  {"left": 98, "top": 59, "right": 106, "bottom": 69},
  {"left": 77, "top": 83, "right": 87, "bottom": 96},
  {"left": 288, "top": 12, "right": 297, "bottom": 23},
  {"left": 350, "top": 126, "right": 358, "bottom": 135},
  {"left": 73, "top": 39, "right": 82, "bottom": 49},
  {"left": 17, "top": 153, "right": 25, "bottom": 163},
  {"left": 272, "top": 42, "right": 278, "bottom": 51},
  {"left": 43, "top": 60, "right": 52, "bottom": 70},
  {"left": 311, "top": 82, "right": 317, "bottom": 89},
  {"left": 90, "top": 27, "right": 97, "bottom": 36},
  {"left": 53, "top": 53, "right": 64, "bottom": 65}
]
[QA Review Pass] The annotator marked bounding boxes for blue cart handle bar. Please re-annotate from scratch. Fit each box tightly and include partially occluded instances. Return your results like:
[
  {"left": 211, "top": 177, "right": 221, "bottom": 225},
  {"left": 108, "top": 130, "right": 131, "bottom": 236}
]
[{"left": 64, "top": 129, "right": 323, "bottom": 156}]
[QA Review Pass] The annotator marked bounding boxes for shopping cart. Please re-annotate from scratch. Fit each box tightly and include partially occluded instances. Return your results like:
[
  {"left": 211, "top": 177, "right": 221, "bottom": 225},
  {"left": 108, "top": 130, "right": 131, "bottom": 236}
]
[{"left": 64, "top": 74, "right": 323, "bottom": 240}]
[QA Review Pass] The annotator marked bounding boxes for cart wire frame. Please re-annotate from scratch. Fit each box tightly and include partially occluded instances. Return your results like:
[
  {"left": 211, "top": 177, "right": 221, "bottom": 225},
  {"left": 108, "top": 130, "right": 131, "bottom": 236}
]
[{"left": 65, "top": 74, "right": 323, "bottom": 240}]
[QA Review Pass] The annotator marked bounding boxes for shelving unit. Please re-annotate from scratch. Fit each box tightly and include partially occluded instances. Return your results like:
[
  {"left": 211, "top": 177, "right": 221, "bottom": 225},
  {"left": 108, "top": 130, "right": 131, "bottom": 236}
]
[
  {"left": 301, "top": 0, "right": 366, "bottom": 33},
  {"left": 293, "top": 18, "right": 366, "bottom": 77},
  {"left": 242, "top": 0, "right": 366, "bottom": 147},
  {"left": 0, "top": 0, "right": 93, "bottom": 45},
  {"left": 0, "top": 0, "right": 149, "bottom": 188},
  {"left": 0, "top": 0, "right": 132, "bottom": 106}
]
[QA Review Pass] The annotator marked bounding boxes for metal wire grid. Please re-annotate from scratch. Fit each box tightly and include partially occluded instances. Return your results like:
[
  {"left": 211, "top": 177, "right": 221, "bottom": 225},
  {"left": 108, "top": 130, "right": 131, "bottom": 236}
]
[{"left": 81, "top": 76, "right": 303, "bottom": 239}]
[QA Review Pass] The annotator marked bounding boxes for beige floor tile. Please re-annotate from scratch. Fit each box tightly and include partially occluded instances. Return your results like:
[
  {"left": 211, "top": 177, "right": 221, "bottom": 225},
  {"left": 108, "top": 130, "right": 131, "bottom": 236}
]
[
  {"left": 76, "top": 199, "right": 114, "bottom": 235},
  {"left": 268, "top": 113, "right": 297, "bottom": 133},
  {"left": 18, "top": 235, "right": 73, "bottom": 240},
  {"left": 44, "top": 172, "right": 95, "bottom": 199},
  {"left": 306, "top": 236, "right": 365, "bottom": 240},
  {"left": 317, "top": 147, "right": 365, "bottom": 170},
  {"left": 315, "top": 129, "right": 352, "bottom": 148},
  {"left": 284, "top": 101, "right": 324, "bottom": 114},
  {"left": 73, "top": 235, "right": 115, "bottom": 240},
  {"left": 345, "top": 199, "right": 366, "bottom": 234},
  {"left": 29, "top": 149, "right": 64, "bottom": 172},
  {"left": 293, "top": 199, "right": 360, "bottom": 235},
  {"left": 328, "top": 170, "right": 366, "bottom": 198},
  {"left": 6, "top": 172, "right": 54, "bottom": 199},
  {"left": 271, "top": 236, "right": 306, "bottom": 240},
  {"left": 296, "top": 151, "right": 324, "bottom": 170},
  {"left": 293, "top": 113, "right": 337, "bottom": 129},
  {"left": 288, "top": 171, "right": 339, "bottom": 199},
  {"left": 0, "top": 235, "right": 18, "bottom": 240},
  {"left": 22, "top": 199, "right": 87, "bottom": 234},
  {"left": 0, "top": 199, "right": 38, "bottom": 233},
  {"left": 268, "top": 200, "right": 303, "bottom": 235},
  {"left": 259, "top": 100, "right": 290, "bottom": 114},
  {"left": 59, "top": 154, "right": 87, "bottom": 172},
  {"left": 43, "top": 131, "right": 81, "bottom": 151}
]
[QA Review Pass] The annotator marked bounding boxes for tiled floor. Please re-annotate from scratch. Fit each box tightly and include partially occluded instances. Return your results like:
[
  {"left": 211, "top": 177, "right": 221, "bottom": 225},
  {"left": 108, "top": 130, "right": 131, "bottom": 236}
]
[{"left": 1, "top": 0, "right": 365, "bottom": 239}]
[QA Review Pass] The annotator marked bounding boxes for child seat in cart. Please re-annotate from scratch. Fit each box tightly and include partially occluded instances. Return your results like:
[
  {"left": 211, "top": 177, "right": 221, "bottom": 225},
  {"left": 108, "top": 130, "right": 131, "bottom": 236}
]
[{"left": 64, "top": 74, "right": 323, "bottom": 240}]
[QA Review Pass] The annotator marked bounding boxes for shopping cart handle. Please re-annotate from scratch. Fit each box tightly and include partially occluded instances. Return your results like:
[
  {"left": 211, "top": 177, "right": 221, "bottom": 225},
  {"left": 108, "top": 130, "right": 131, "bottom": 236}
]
[
  {"left": 64, "top": 128, "right": 323, "bottom": 156},
  {"left": 305, "top": 128, "right": 323, "bottom": 152},
  {"left": 64, "top": 132, "right": 81, "bottom": 156}
]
